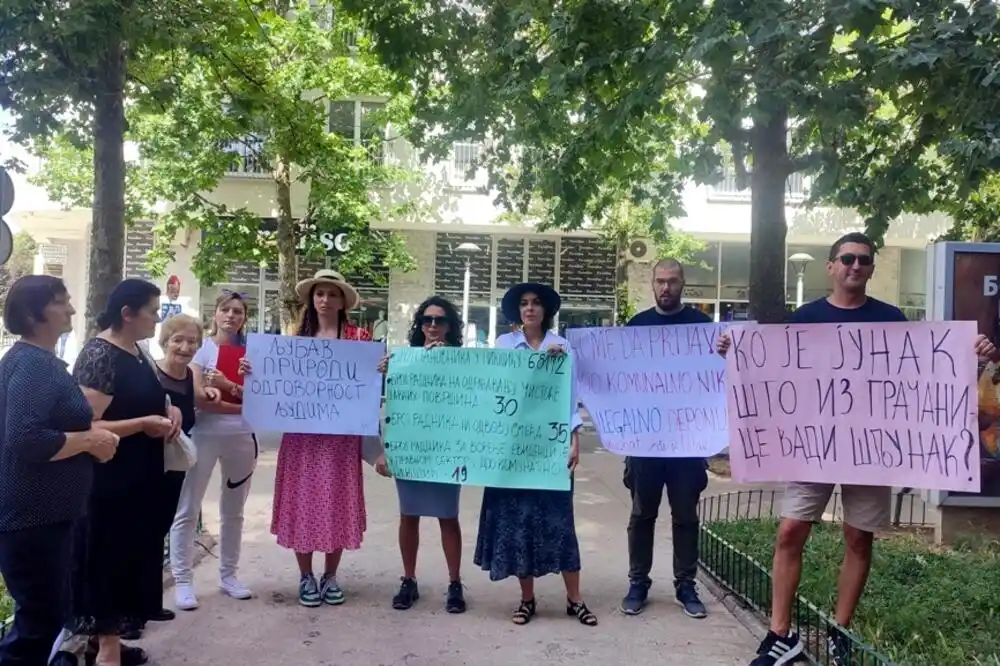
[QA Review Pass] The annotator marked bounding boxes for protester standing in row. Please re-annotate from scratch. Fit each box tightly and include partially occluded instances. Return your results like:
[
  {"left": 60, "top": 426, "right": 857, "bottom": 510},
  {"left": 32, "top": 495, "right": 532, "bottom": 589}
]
[
  {"left": 153, "top": 316, "right": 222, "bottom": 617},
  {"left": 262, "top": 270, "right": 387, "bottom": 607},
  {"left": 73, "top": 279, "right": 182, "bottom": 666},
  {"left": 377, "top": 295, "right": 467, "bottom": 613},
  {"left": 474, "top": 283, "right": 596, "bottom": 627},
  {"left": 717, "top": 232, "right": 998, "bottom": 666},
  {"left": 620, "top": 258, "right": 711, "bottom": 619},
  {"left": 170, "top": 291, "right": 257, "bottom": 610},
  {"left": 0, "top": 276, "right": 118, "bottom": 665}
]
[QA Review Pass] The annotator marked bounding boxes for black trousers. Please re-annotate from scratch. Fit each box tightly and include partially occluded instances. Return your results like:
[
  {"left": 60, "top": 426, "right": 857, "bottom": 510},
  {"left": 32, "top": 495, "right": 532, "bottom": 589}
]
[
  {"left": 0, "top": 520, "right": 74, "bottom": 665},
  {"left": 625, "top": 457, "right": 708, "bottom": 586}
]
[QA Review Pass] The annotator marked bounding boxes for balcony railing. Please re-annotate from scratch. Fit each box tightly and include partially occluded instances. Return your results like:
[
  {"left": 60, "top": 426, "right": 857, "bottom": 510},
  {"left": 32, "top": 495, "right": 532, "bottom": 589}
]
[
  {"left": 708, "top": 170, "right": 806, "bottom": 201},
  {"left": 222, "top": 138, "right": 270, "bottom": 177}
]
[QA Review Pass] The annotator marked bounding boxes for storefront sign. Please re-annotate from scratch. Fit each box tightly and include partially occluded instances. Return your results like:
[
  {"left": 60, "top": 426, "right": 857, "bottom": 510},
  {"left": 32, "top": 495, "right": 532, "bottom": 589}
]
[
  {"left": 926, "top": 242, "right": 1000, "bottom": 506},
  {"left": 297, "top": 231, "right": 352, "bottom": 254}
]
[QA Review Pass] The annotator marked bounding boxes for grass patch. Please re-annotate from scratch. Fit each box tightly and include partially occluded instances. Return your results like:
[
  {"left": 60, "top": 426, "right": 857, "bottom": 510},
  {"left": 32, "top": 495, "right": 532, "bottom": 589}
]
[{"left": 706, "top": 519, "right": 1000, "bottom": 665}]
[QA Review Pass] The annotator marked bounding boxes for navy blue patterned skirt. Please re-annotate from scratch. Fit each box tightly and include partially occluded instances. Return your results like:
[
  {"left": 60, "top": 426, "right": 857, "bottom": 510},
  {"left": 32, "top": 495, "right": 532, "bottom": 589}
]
[{"left": 473, "top": 480, "right": 581, "bottom": 581}]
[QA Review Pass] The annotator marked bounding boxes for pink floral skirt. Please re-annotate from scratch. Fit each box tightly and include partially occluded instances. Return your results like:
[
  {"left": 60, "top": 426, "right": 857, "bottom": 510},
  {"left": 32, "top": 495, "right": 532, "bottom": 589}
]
[{"left": 270, "top": 433, "right": 366, "bottom": 553}]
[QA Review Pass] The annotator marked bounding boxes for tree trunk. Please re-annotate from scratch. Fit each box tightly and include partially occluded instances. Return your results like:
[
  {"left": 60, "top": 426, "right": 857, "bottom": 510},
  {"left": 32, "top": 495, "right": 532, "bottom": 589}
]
[
  {"left": 748, "top": 105, "right": 790, "bottom": 324},
  {"left": 275, "top": 155, "right": 299, "bottom": 330},
  {"left": 86, "top": 37, "right": 127, "bottom": 338},
  {"left": 614, "top": 232, "right": 631, "bottom": 326}
]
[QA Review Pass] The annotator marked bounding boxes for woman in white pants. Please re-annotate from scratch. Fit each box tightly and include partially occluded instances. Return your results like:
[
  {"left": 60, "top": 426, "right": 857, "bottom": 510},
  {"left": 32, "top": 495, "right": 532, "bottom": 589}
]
[{"left": 169, "top": 291, "right": 257, "bottom": 610}]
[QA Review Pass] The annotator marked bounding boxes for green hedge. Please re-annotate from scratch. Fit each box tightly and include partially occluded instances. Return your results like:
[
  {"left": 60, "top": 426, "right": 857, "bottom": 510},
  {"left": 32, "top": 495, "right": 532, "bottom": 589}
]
[{"left": 708, "top": 519, "right": 1000, "bottom": 666}]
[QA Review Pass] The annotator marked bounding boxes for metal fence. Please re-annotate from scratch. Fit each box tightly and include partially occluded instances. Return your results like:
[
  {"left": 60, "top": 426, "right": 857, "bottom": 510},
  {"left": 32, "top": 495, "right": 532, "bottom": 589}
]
[{"left": 698, "top": 489, "right": 930, "bottom": 666}]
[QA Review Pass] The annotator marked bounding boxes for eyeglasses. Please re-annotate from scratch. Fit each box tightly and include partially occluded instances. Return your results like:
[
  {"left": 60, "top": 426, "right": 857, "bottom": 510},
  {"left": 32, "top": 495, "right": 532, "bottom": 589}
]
[
  {"left": 420, "top": 315, "right": 448, "bottom": 326},
  {"left": 834, "top": 253, "right": 873, "bottom": 267},
  {"left": 220, "top": 289, "right": 250, "bottom": 298}
]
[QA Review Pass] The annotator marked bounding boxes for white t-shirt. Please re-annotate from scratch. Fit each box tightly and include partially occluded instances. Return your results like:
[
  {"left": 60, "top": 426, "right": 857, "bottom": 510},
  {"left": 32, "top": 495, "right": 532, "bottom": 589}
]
[{"left": 190, "top": 338, "right": 252, "bottom": 435}]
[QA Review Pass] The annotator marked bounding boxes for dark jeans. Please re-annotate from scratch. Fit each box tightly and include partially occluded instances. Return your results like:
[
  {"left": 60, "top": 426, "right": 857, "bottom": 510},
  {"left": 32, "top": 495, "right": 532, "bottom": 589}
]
[
  {"left": 0, "top": 520, "right": 74, "bottom": 665},
  {"left": 625, "top": 457, "right": 708, "bottom": 586}
]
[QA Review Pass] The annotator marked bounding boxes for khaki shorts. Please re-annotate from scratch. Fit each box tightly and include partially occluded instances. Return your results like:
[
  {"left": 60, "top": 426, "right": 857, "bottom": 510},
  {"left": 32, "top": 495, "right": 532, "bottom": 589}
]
[{"left": 780, "top": 483, "right": 891, "bottom": 533}]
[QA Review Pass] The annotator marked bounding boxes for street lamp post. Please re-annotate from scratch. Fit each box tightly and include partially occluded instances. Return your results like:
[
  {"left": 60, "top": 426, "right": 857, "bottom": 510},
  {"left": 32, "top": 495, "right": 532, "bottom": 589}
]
[
  {"left": 455, "top": 242, "right": 481, "bottom": 346},
  {"left": 788, "top": 252, "right": 814, "bottom": 308}
]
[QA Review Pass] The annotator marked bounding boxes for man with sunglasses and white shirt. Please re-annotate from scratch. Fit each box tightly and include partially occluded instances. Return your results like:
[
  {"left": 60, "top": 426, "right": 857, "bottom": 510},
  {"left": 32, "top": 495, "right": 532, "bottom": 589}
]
[{"left": 719, "top": 231, "right": 997, "bottom": 666}]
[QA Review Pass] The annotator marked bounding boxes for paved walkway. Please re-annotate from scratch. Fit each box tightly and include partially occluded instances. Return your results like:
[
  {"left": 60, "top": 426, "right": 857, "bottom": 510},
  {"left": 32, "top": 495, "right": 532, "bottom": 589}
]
[{"left": 136, "top": 436, "right": 759, "bottom": 665}]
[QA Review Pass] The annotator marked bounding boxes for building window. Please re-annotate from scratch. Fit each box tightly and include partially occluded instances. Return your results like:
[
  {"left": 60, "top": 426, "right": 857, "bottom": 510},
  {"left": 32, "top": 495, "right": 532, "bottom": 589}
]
[
  {"left": 329, "top": 100, "right": 387, "bottom": 166},
  {"left": 222, "top": 135, "right": 270, "bottom": 177},
  {"left": 449, "top": 141, "right": 486, "bottom": 189},
  {"left": 708, "top": 156, "right": 807, "bottom": 201}
]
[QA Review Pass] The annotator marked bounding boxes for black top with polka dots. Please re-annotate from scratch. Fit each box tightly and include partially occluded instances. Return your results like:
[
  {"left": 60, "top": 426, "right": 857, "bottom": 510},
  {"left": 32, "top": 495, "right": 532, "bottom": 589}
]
[{"left": 0, "top": 341, "right": 95, "bottom": 531}]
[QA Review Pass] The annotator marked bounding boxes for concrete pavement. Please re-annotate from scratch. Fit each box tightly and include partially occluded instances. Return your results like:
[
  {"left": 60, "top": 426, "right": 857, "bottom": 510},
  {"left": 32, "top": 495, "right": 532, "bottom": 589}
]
[{"left": 137, "top": 434, "right": 760, "bottom": 665}]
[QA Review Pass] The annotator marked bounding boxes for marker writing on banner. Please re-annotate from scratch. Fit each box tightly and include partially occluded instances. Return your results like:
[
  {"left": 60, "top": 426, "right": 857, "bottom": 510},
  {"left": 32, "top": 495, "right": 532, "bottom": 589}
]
[
  {"left": 570, "top": 325, "right": 718, "bottom": 362},
  {"left": 567, "top": 323, "right": 729, "bottom": 458},
  {"left": 383, "top": 347, "right": 574, "bottom": 490},
  {"left": 727, "top": 322, "right": 979, "bottom": 491},
  {"left": 241, "top": 333, "right": 383, "bottom": 436}
]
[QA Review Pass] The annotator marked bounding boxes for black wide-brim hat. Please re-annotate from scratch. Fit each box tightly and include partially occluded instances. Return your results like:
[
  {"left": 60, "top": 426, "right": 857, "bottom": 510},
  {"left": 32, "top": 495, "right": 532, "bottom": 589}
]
[{"left": 501, "top": 282, "right": 561, "bottom": 324}]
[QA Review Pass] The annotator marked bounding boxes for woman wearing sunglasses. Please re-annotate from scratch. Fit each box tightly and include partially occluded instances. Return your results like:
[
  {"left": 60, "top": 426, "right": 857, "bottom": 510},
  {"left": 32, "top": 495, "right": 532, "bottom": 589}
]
[{"left": 376, "top": 296, "right": 467, "bottom": 613}]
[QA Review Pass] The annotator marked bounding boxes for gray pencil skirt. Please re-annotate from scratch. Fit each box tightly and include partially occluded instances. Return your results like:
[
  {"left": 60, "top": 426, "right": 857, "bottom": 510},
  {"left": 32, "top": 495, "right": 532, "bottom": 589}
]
[{"left": 395, "top": 479, "right": 461, "bottom": 519}]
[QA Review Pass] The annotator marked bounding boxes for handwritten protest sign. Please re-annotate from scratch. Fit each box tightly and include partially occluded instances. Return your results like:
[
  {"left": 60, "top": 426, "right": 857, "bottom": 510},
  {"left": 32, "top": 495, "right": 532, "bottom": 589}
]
[
  {"left": 567, "top": 324, "right": 727, "bottom": 457},
  {"left": 241, "top": 333, "right": 384, "bottom": 436},
  {"left": 383, "top": 347, "right": 574, "bottom": 490},
  {"left": 726, "top": 321, "right": 981, "bottom": 492}
]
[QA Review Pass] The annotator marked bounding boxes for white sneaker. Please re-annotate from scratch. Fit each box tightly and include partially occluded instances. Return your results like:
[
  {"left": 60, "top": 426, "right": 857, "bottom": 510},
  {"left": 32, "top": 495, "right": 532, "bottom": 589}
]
[
  {"left": 174, "top": 583, "right": 199, "bottom": 611},
  {"left": 220, "top": 576, "right": 252, "bottom": 600}
]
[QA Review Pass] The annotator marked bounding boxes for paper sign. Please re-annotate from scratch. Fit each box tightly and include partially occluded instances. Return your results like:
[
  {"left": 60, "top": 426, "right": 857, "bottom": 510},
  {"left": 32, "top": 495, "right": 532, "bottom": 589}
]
[
  {"left": 241, "top": 333, "right": 384, "bottom": 436},
  {"left": 383, "top": 346, "right": 574, "bottom": 490},
  {"left": 567, "top": 324, "right": 727, "bottom": 457},
  {"left": 726, "top": 321, "right": 981, "bottom": 492}
]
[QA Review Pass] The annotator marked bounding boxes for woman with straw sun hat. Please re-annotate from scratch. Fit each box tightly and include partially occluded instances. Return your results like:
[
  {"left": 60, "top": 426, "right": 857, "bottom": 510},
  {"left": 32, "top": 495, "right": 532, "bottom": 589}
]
[{"left": 242, "top": 269, "right": 389, "bottom": 607}]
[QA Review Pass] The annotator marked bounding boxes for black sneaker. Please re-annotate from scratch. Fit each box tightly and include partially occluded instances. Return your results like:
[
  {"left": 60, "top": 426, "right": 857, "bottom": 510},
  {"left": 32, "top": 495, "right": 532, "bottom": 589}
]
[
  {"left": 827, "top": 627, "right": 853, "bottom": 666},
  {"left": 619, "top": 580, "right": 649, "bottom": 615},
  {"left": 445, "top": 580, "right": 466, "bottom": 613},
  {"left": 749, "top": 630, "right": 804, "bottom": 666},
  {"left": 392, "top": 577, "right": 419, "bottom": 610},
  {"left": 675, "top": 580, "right": 707, "bottom": 619}
]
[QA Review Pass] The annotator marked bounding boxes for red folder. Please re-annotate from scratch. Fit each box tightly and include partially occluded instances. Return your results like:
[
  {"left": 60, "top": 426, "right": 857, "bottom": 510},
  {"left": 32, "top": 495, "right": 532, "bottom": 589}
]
[{"left": 216, "top": 344, "right": 245, "bottom": 404}]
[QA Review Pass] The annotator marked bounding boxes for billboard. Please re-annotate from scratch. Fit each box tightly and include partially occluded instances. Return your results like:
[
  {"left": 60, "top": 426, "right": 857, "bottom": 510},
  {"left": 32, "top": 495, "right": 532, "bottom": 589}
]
[{"left": 926, "top": 242, "right": 1000, "bottom": 506}]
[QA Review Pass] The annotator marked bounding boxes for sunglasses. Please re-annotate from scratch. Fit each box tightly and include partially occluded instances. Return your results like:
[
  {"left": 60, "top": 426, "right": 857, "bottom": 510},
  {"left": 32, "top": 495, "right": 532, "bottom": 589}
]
[
  {"left": 220, "top": 289, "right": 251, "bottom": 299},
  {"left": 420, "top": 315, "right": 448, "bottom": 326},
  {"left": 834, "top": 253, "right": 873, "bottom": 267}
]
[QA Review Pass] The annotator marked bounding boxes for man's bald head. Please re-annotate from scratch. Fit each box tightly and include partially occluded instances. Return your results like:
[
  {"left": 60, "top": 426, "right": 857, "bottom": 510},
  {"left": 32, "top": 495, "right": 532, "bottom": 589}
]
[{"left": 651, "top": 258, "right": 685, "bottom": 312}]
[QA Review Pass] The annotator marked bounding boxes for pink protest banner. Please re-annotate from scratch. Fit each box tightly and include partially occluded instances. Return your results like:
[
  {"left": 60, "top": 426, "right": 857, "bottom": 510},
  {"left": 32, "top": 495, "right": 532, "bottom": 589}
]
[{"left": 726, "top": 321, "right": 981, "bottom": 492}]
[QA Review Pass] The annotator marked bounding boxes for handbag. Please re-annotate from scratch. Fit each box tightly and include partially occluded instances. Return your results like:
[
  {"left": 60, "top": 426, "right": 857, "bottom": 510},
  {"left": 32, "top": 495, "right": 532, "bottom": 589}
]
[
  {"left": 163, "top": 395, "right": 197, "bottom": 472},
  {"left": 138, "top": 341, "right": 198, "bottom": 473}
]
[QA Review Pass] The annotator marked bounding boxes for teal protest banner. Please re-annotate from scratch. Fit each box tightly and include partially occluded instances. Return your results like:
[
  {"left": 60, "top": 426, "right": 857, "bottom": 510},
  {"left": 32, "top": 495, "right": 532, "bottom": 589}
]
[{"left": 384, "top": 346, "right": 574, "bottom": 490}]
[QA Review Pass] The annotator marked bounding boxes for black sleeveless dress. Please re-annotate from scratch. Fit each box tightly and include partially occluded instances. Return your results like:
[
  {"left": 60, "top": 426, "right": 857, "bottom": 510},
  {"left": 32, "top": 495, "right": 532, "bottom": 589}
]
[{"left": 71, "top": 338, "right": 167, "bottom": 634}]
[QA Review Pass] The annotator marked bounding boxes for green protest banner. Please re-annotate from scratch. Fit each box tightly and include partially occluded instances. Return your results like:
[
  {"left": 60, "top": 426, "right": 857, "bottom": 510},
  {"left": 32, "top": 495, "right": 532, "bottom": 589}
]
[{"left": 384, "top": 346, "right": 574, "bottom": 490}]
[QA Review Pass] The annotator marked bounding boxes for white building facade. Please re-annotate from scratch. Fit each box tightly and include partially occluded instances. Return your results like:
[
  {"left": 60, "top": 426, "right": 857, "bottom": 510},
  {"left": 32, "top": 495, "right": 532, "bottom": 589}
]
[{"left": 11, "top": 97, "right": 949, "bottom": 359}]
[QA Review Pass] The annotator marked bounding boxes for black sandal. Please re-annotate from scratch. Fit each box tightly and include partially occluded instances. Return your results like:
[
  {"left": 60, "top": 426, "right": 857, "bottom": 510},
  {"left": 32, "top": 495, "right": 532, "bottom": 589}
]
[
  {"left": 567, "top": 599, "right": 598, "bottom": 626},
  {"left": 512, "top": 598, "right": 536, "bottom": 625}
]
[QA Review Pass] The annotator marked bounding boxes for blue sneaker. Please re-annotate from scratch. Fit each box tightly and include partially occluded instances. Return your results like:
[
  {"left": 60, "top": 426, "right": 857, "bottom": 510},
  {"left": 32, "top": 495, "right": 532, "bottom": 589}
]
[
  {"left": 675, "top": 580, "right": 707, "bottom": 618},
  {"left": 298, "top": 573, "right": 321, "bottom": 607},
  {"left": 320, "top": 573, "right": 346, "bottom": 606},
  {"left": 619, "top": 580, "right": 649, "bottom": 615}
]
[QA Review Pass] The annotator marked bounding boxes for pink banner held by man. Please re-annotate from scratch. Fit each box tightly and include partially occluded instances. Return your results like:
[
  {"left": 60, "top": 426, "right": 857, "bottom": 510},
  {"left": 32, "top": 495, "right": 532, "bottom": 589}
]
[{"left": 725, "top": 320, "right": 981, "bottom": 492}]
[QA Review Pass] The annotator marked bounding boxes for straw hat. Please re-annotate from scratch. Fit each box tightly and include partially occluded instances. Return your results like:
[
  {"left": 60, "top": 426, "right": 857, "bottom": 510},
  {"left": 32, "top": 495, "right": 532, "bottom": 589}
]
[{"left": 294, "top": 269, "right": 360, "bottom": 311}]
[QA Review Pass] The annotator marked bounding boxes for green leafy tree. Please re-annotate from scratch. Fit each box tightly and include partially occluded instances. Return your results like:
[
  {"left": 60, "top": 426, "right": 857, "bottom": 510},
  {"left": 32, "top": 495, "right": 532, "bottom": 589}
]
[
  {"left": 28, "top": 1, "right": 417, "bottom": 326},
  {"left": 346, "top": 0, "right": 1000, "bottom": 322},
  {"left": 1, "top": 0, "right": 230, "bottom": 334},
  {"left": 938, "top": 174, "right": 1000, "bottom": 242},
  {"left": 0, "top": 231, "right": 39, "bottom": 308}
]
